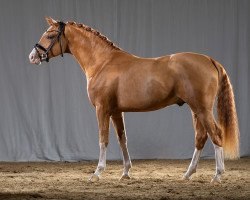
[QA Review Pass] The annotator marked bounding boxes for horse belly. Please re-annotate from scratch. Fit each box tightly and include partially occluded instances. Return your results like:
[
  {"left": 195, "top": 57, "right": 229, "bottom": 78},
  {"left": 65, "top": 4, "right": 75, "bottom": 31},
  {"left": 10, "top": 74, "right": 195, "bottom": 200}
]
[{"left": 117, "top": 76, "right": 177, "bottom": 112}]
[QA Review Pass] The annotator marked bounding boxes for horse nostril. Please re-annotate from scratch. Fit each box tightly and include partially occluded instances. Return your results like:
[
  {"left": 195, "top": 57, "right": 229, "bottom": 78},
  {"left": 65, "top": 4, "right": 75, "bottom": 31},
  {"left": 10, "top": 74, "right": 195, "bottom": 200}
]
[{"left": 31, "top": 55, "right": 34, "bottom": 60}]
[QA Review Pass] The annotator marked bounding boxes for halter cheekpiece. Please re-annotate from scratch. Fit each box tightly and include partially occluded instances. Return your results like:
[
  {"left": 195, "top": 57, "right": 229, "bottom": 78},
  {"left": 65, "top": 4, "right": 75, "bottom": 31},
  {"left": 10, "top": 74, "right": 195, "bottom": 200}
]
[{"left": 34, "top": 21, "right": 65, "bottom": 62}]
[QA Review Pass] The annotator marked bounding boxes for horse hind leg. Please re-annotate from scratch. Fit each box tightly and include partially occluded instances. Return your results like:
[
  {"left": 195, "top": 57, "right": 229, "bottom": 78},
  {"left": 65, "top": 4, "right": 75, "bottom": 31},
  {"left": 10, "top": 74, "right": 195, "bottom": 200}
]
[
  {"left": 183, "top": 112, "right": 208, "bottom": 180},
  {"left": 197, "top": 110, "right": 225, "bottom": 183}
]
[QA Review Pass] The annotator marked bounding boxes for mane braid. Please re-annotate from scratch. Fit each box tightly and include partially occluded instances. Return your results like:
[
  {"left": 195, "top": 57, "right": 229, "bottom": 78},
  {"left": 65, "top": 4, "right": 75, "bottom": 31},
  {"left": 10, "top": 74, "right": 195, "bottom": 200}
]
[{"left": 67, "top": 21, "right": 121, "bottom": 51}]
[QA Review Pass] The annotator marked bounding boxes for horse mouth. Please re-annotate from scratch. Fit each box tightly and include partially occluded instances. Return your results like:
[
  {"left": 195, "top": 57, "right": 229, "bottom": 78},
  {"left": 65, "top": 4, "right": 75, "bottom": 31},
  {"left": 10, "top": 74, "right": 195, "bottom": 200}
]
[
  {"left": 34, "top": 59, "right": 42, "bottom": 65},
  {"left": 30, "top": 58, "right": 41, "bottom": 65}
]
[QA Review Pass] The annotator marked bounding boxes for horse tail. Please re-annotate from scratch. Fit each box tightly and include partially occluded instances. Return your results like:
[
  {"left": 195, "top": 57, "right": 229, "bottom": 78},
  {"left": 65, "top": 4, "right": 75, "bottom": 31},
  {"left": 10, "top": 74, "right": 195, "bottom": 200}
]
[{"left": 211, "top": 58, "right": 240, "bottom": 159}]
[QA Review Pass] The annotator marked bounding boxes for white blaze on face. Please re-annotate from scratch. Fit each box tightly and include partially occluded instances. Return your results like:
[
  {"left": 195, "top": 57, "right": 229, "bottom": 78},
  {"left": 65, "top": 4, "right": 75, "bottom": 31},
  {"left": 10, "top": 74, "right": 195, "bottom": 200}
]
[{"left": 29, "top": 48, "right": 41, "bottom": 65}]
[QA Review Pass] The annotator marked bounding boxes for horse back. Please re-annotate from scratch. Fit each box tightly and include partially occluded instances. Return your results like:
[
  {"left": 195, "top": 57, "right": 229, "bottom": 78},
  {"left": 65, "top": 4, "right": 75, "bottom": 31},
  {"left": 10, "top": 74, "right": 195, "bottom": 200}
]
[{"left": 88, "top": 52, "right": 218, "bottom": 113}]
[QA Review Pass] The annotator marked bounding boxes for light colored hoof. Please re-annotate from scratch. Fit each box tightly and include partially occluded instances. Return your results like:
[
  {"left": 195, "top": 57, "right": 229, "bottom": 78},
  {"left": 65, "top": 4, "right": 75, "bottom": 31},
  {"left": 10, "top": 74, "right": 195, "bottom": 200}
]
[
  {"left": 88, "top": 174, "right": 100, "bottom": 182},
  {"left": 182, "top": 175, "right": 191, "bottom": 181},
  {"left": 211, "top": 177, "right": 221, "bottom": 184},
  {"left": 119, "top": 174, "right": 131, "bottom": 181}
]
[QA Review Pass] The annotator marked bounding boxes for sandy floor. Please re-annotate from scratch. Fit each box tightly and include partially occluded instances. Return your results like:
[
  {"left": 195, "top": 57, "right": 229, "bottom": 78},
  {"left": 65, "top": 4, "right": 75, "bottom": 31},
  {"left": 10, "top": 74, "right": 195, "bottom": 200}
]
[{"left": 0, "top": 158, "right": 249, "bottom": 200}]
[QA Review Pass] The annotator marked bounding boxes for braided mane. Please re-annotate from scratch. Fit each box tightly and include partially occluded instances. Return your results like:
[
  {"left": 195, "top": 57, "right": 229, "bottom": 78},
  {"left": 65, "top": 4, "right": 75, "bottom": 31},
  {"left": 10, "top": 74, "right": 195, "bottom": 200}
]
[{"left": 66, "top": 21, "right": 121, "bottom": 51}]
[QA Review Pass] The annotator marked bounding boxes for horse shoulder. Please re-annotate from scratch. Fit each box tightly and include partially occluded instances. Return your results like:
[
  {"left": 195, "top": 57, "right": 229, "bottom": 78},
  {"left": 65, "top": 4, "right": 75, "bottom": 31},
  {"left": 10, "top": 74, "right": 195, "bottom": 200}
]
[{"left": 86, "top": 65, "right": 119, "bottom": 108}]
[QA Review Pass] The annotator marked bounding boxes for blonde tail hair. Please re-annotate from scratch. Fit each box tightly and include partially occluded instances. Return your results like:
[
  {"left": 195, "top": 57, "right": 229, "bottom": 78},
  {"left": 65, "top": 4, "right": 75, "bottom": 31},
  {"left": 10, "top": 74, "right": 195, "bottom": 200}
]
[{"left": 215, "top": 61, "right": 240, "bottom": 159}]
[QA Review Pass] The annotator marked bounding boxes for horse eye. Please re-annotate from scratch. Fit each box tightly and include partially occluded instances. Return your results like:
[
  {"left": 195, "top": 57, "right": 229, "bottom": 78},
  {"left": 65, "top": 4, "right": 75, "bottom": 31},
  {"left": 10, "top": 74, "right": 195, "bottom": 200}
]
[{"left": 46, "top": 35, "right": 56, "bottom": 40}]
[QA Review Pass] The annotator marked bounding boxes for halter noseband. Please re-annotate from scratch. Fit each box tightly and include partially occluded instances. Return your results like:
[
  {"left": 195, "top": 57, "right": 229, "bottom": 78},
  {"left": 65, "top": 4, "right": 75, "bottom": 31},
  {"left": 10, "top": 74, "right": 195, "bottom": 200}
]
[{"left": 34, "top": 21, "right": 65, "bottom": 62}]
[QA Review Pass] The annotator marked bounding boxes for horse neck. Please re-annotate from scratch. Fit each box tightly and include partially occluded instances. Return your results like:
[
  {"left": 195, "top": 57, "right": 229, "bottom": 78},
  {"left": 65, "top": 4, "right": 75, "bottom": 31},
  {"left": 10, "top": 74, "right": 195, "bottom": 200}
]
[{"left": 65, "top": 25, "right": 119, "bottom": 79}]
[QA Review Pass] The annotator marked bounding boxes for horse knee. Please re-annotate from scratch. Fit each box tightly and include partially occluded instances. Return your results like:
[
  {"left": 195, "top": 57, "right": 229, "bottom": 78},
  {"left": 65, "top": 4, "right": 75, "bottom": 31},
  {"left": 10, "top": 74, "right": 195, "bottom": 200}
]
[{"left": 99, "top": 130, "right": 109, "bottom": 146}]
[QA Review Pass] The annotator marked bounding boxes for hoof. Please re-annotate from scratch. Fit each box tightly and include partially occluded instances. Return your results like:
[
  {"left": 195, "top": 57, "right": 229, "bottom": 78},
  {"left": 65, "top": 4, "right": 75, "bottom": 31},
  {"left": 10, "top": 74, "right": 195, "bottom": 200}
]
[
  {"left": 119, "top": 174, "right": 131, "bottom": 181},
  {"left": 182, "top": 175, "right": 191, "bottom": 181},
  {"left": 211, "top": 177, "right": 221, "bottom": 184},
  {"left": 88, "top": 174, "right": 100, "bottom": 182}
]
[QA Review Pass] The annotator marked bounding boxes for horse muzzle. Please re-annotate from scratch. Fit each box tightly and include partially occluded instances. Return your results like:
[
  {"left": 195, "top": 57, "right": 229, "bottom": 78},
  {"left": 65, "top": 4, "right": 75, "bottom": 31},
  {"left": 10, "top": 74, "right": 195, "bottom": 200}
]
[{"left": 29, "top": 48, "right": 41, "bottom": 65}]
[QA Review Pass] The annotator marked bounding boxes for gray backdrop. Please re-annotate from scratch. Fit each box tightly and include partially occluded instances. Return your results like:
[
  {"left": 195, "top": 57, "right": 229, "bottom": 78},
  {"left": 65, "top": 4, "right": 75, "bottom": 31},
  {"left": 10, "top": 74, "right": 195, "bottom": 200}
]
[{"left": 0, "top": 0, "right": 249, "bottom": 161}]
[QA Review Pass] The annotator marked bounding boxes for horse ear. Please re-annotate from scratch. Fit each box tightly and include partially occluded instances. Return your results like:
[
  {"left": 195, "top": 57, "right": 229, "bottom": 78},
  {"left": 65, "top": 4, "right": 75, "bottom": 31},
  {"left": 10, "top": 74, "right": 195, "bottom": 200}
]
[{"left": 45, "top": 17, "right": 57, "bottom": 26}]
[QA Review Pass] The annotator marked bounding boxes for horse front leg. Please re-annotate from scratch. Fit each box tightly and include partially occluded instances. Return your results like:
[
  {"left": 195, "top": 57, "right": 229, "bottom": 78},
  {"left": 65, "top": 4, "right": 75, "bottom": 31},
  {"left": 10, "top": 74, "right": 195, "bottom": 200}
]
[
  {"left": 111, "top": 113, "right": 132, "bottom": 180},
  {"left": 88, "top": 106, "right": 110, "bottom": 182}
]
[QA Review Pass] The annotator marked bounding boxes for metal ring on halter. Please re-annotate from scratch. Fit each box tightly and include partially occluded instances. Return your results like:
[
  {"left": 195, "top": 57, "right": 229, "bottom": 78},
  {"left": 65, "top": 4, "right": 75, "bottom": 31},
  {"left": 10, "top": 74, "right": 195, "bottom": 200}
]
[{"left": 34, "top": 21, "right": 65, "bottom": 63}]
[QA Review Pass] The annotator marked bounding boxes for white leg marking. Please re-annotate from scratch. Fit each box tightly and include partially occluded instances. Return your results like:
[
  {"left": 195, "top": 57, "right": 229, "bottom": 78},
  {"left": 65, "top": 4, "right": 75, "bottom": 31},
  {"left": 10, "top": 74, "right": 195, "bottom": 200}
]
[
  {"left": 95, "top": 143, "right": 107, "bottom": 176},
  {"left": 88, "top": 143, "right": 107, "bottom": 182},
  {"left": 119, "top": 134, "right": 132, "bottom": 179},
  {"left": 183, "top": 148, "right": 202, "bottom": 180},
  {"left": 211, "top": 144, "right": 225, "bottom": 183}
]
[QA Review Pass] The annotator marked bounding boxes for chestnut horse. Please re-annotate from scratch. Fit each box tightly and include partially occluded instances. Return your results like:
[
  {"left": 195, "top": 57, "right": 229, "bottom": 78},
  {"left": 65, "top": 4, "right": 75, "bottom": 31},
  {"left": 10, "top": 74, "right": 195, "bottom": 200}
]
[{"left": 29, "top": 17, "right": 239, "bottom": 183}]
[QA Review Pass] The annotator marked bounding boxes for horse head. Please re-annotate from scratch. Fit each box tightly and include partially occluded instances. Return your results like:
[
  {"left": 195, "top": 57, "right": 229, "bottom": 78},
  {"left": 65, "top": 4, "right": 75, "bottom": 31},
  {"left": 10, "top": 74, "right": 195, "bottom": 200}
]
[{"left": 29, "top": 17, "right": 68, "bottom": 65}]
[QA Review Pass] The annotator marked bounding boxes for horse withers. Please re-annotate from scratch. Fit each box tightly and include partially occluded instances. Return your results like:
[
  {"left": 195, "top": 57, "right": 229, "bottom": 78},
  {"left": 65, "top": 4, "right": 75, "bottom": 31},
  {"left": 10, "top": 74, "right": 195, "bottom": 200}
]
[{"left": 29, "top": 17, "right": 239, "bottom": 183}]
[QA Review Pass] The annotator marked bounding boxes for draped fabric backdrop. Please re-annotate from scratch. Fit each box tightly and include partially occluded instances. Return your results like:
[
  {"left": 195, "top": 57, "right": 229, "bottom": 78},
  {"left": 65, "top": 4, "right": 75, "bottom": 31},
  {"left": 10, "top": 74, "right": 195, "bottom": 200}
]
[{"left": 0, "top": 0, "right": 249, "bottom": 161}]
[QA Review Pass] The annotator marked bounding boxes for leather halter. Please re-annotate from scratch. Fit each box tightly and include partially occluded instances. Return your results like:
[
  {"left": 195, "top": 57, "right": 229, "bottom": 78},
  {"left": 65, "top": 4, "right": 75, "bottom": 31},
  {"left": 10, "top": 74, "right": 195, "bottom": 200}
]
[{"left": 34, "top": 21, "right": 65, "bottom": 62}]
